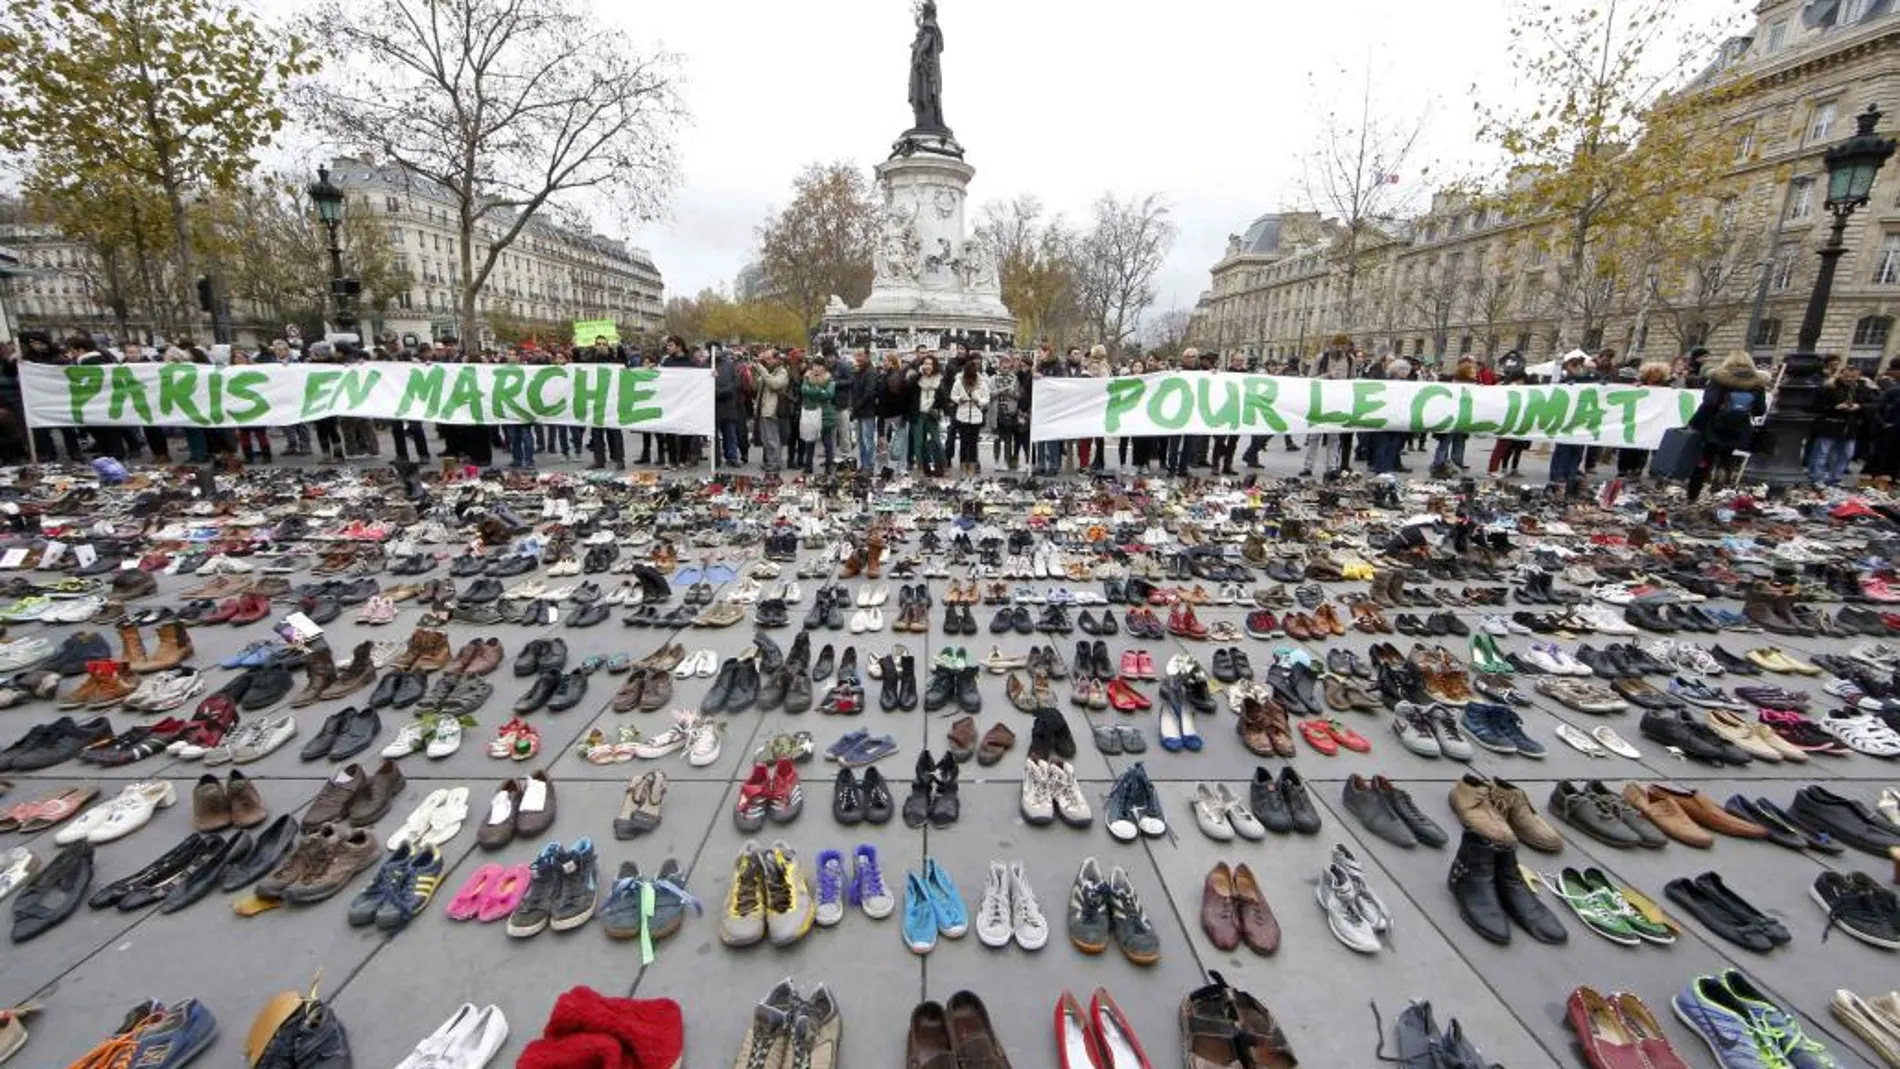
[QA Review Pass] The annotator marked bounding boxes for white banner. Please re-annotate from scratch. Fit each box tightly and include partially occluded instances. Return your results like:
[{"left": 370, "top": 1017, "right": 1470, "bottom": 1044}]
[
  {"left": 20, "top": 362, "right": 714, "bottom": 435},
  {"left": 1029, "top": 371, "right": 1699, "bottom": 448}
]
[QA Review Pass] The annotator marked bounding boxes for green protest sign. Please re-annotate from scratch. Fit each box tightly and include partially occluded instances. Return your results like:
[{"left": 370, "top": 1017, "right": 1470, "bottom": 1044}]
[
  {"left": 20, "top": 362, "right": 713, "bottom": 435},
  {"left": 572, "top": 319, "right": 620, "bottom": 345},
  {"left": 1032, "top": 371, "right": 1699, "bottom": 448}
]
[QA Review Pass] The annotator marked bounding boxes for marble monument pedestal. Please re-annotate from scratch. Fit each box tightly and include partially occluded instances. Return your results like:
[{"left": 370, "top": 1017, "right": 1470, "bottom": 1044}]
[{"left": 822, "top": 143, "right": 1015, "bottom": 354}]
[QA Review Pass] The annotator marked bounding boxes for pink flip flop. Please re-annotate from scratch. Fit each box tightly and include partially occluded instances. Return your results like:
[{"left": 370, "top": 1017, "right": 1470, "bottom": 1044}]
[
  {"left": 445, "top": 863, "right": 502, "bottom": 921},
  {"left": 477, "top": 864, "right": 533, "bottom": 923}
]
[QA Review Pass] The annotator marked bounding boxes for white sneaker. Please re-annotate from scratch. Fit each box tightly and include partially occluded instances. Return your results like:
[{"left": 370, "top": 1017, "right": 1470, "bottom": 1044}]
[
  {"left": 633, "top": 713, "right": 696, "bottom": 759},
  {"left": 1573, "top": 604, "right": 1636, "bottom": 635},
  {"left": 394, "top": 1003, "right": 509, "bottom": 1069},
  {"left": 686, "top": 723, "right": 723, "bottom": 767},
  {"left": 1019, "top": 759, "right": 1055, "bottom": 824},
  {"left": 426, "top": 718, "right": 463, "bottom": 759},
  {"left": 382, "top": 721, "right": 430, "bottom": 758},
  {"left": 1317, "top": 863, "right": 1383, "bottom": 954},
  {"left": 232, "top": 713, "right": 297, "bottom": 763},
  {"left": 1554, "top": 723, "right": 1607, "bottom": 757},
  {"left": 975, "top": 861, "right": 1013, "bottom": 948},
  {"left": 1481, "top": 615, "right": 1512, "bottom": 636},
  {"left": 1524, "top": 644, "right": 1565, "bottom": 674},
  {"left": 1009, "top": 861, "right": 1049, "bottom": 950},
  {"left": 1048, "top": 760, "right": 1093, "bottom": 826}
]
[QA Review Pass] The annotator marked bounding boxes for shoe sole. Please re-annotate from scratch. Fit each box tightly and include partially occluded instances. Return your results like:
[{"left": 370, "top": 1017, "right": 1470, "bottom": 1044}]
[{"left": 549, "top": 903, "right": 596, "bottom": 932}]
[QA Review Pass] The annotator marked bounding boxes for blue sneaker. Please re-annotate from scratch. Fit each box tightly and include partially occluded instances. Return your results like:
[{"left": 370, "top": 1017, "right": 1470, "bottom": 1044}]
[
  {"left": 377, "top": 844, "right": 445, "bottom": 931},
  {"left": 1492, "top": 705, "right": 1547, "bottom": 758},
  {"left": 1459, "top": 704, "right": 1518, "bottom": 754},
  {"left": 814, "top": 849, "right": 846, "bottom": 927},
  {"left": 1673, "top": 975, "right": 1790, "bottom": 1069},
  {"left": 128, "top": 999, "right": 218, "bottom": 1068},
  {"left": 1719, "top": 970, "right": 1841, "bottom": 1069},
  {"left": 346, "top": 843, "right": 414, "bottom": 928},
  {"left": 220, "top": 641, "right": 280, "bottom": 669},
  {"left": 924, "top": 857, "right": 967, "bottom": 937},
  {"left": 902, "top": 871, "right": 937, "bottom": 954}
]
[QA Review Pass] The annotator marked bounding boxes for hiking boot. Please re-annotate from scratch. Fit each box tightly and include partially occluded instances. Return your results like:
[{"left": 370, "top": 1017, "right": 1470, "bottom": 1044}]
[
  {"left": 292, "top": 646, "right": 338, "bottom": 708},
  {"left": 319, "top": 642, "right": 378, "bottom": 700},
  {"left": 283, "top": 826, "right": 380, "bottom": 903},
  {"left": 549, "top": 838, "right": 599, "bottom": 930},
  {"left": 131, "top": 621, "right": 194, "bottom": 674}
]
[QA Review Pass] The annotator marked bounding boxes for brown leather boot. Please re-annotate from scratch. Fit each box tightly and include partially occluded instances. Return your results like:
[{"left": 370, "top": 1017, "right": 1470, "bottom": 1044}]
[
  {"left": 293, "top": 646, "right": 338, "bottom": 707},
  {"left": 58, "top": 662, "right": 107, "bottom": 709},
  {"left": 118, "top": 621, "right": 148, "bottom": 666},
  {"left": 132, "top": 621, "right": 193, "bottom": 674},
  {"left": 320, "top": 641, "right": 377, "bottom": 700},
  {"left": 412, "top": 629, "right": 451, "bottom": 672},
  {"left": 866, "top": 534, "right": 886, "bottom": 579},
  {"left": 393, "top": 628, "right": 432, "bottom": 671},
  {"left": 840, "top": 549, "right": 863, "bottom": 579}
]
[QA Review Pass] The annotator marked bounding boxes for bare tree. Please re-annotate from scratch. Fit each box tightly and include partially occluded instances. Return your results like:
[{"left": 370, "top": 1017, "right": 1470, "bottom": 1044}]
[
  {"left": 1649, "top": 215, "right": 1765, "bottom": 355},
  {"left": 755, "top": 161, "right": 882, "bottom": 335},
  {"left": 1071, "top": 193, "right": 1175, "bottom": 353},
  {"left": 1408, "top": 256, "right": 1463, "bottom": 359},
  {"left": 974, "top": 196, "right": 1083, "bottom": 347},
  {"left": 1465, "top": 246, "right": 1519, "bottom": 356},
  {"left": 1299, "top": 63, "right": 1429, "bottom": 337},
  {"left": 298, "top": 0, "right": 682, "bottom": 339}
]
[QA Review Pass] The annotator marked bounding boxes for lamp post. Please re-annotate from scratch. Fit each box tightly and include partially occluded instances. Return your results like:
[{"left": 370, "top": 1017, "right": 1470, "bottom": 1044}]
[
  {"left": 1756, "top": 104, "right": 1896, "bottom": 482},
  {"left": 306, "top": 167, "right": 360, "bottom": 337}
]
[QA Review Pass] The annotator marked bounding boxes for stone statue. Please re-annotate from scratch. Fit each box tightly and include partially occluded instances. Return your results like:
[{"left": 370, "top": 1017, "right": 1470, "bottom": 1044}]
[{"left": 908, "top": 1, "right": 946, "bottom": 133}]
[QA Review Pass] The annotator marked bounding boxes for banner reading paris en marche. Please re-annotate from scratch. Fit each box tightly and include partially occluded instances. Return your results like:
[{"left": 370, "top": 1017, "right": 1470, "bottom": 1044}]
[
  {"left": 19, "top": 362, "right": 714, "bottom": 435},
  {"left": 1029, "top": 371, "right": 1700, "bottom": 449}
]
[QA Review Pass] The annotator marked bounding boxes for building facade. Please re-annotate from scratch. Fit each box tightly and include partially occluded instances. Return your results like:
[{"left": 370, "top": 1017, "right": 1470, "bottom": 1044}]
[
  {"left": 332, "top": 158, "right": 664, "bottom": 343},
  {"left": 1200, "top": 2, "right": 1900, "bottom": 372},
  {"left": 0, "top": 157, "right": 665, "bottom": 347}
]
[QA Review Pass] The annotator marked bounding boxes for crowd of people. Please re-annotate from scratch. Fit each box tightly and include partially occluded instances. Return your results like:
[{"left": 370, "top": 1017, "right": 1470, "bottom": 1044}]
[{"left": 4, "top": 328, "right": 1897, "bottom": 495}]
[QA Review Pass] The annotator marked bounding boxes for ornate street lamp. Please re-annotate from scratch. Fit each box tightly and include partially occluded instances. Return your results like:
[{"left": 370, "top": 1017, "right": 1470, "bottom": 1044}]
[
  {"left": 1756, "top": 105, "right": 1896, "bottom": 482},
  {"left": 307, "top": 166, "right": 359, "bottom": 336}
]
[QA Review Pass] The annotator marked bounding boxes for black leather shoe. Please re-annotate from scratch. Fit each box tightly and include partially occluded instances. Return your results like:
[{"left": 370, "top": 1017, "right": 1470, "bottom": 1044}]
[
  {"left": 546, "top": 670, "right": 589, "bottom": 713},
  {"left": 391, "top": 671, "right": 428, "bottom": 709},
  {"left": 514, "top": 669, "right": 561, "bottom": 714},
  {"left": 783, "top": 671, "right": 812, "bottom": 714},
  {"left": 366, "top": 673, "right": 401, "bottom": 710},
  {"left": 724, "top": 662, "right": 759, "bottom": 712},
  {"left": 901, "top": 751, "right": 933, "bottom": 829},
  {"left": 300, "top": 709, "right": 348, "bottom": 761},
  {"left": 241, "top": 666, "right": 295, "bottom": 710},
  {"left": 923, "top": 667, "right": 956, "bottom": 712},
  {"left": 897, "top": 656, "right": 918, "bottom": 711},
  {"left": 1493, "top": 840, "right": 1567, "bottom": 943},
  {"left": 537, "top": 638, "right": 568, "bottom": 673},
  {"left": 1342, "top": 774, "right": 1416, "bottom": 847},
  {"left": 811, "top": 644, "right": 835, "bottom": 681},
  {"left": 513, "top": 640, "right": 547, "bottom": 676},
  {"left": 1447, "top": 830, "right": 1511, "bottom": 943},
  {"left": 928, "top": 753, "right": 959, "bottom": 827},
  {"left": 956, "top": 668, "right": 981, "bottom": 713},
  {"left": 11, "top": 841, "right": 93, "bottom": 941},
  {"left": 861, "top": 766, "right": 894, "bottom": 824},
  {"left": 1278, "top": 767, "right": 1321, "bottom": 834},
  {"left": 159, "top": 830, "right": 247, "bottom": 913},
  {"left": 221, "top": 815, "right": 299, "bottom": 892},
  {"left": 567, "top": 603, "right": 609, "bottom": 627},
  {"left": 327, "top": 707, "right": 382, "bottom": 762},
  {"left": 836, "top": 647, "right": 858, "bottom": 683}
]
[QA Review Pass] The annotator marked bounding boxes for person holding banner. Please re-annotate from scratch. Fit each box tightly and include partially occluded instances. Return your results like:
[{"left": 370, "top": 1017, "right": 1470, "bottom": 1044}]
[
  {"left": 1302, "top": 342, "right": 1354, "bottom": 478},
  {"left": 1030, "top": 348, "right": 1065, "bottom": 476}
]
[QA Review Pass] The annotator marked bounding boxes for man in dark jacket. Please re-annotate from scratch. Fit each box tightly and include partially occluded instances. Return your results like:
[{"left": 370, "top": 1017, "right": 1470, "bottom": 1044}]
[
  {"left": 1685, "top": 351, "right": 1769, "bottom": 501},
  {"left": 713, "top": 347, "right": 744, "bottom": 466}
]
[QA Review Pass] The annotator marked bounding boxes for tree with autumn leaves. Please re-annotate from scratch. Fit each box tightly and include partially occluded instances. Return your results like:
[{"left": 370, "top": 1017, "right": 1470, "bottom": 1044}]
[
  {"left": 1474, "top": 0, "right": 1751, "bottom": 355},
  {"left": 0, "top": 0, "right": 318, "bottom": 333}
]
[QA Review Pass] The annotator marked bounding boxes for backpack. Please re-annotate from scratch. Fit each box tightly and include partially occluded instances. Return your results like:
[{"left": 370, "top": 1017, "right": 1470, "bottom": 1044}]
[{"left": 1708, "top": 386, "right": 1758, "bottom": 443}]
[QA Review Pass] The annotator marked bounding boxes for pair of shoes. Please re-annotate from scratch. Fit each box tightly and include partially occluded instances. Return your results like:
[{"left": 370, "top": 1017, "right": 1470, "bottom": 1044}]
[
  {"left": 972, "top": 860, "right": 1049, "bottom": 950},
  {"left": 345, "top": 842, "right": 446, "bottom": 931},
  {"left": 599, "top": 858, "right": 700, "bottom": 952},
  {"left": 1104, "top": 763, "right": 1166, "bottom": 841},
  {"left": 908, "top": 991, "right": 1009, "bottom": 1068},
  {"left": 901, "top": 857, "right": 968, "bottom": 953},
  {"left": 1199, "top": 861, "right": 1278, "bottom": 954},
  {"left": 719, "top": 840, "right": 814, "bottom": 947},
  {"left": 1179, "top": 974, "right": 1299, "bottom": 1069},
  {"left": 1019, "top": 757, "right": 1092, "bottom": 827},
  {"left": 1446, "top": 830, "right": 1568, "bottom": 945},
  {"left": 300, "top": 760, "right": 406, "bottom": 831},
  {"left": 1055, "top": 989, "right": 1155, "bottom": 1069},
  {"left": 476, "top": 771, "right": 557, "bottom": 849},
  {"left": 734, "top": 760, "right": 801, "bottom": 831},
  {"left": 1675, "top": 970, "right": 1840, "bottom": 1068},
  {"left": 737, "top": 980, "right": 841, "bottom": 1069},
  {"left": 1065, "top": 857, "right": 1160, "bottom": 965},
  {"left": 1247, "top": 766, "right": 1320, "bottom": 835},
  {"left": 830, "top": 766, "right": 894, "bottom": 824},
  {"left": 1567, "top": 988, "right": 1687, "bottom": 1069},
  {"left": 505, "top": 839, "right": 598, "bottom": 937},
  {"left": 254, "top": 822, "right": 382, "bottom": 904},
  {"left": 901, "top": 751, "right": 958, "bottom": 828},
  {"left": 811, "top": 845, "right": 894, "bottom": 927}
]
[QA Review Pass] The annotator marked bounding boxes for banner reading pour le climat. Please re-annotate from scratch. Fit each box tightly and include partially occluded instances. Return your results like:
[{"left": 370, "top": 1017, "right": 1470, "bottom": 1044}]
[
  {"left": 1030, "top": 371, "right": 1700, "bottom": 449},
  {"left": 19, "top": 362, "right": 715, "bottom": 435}
]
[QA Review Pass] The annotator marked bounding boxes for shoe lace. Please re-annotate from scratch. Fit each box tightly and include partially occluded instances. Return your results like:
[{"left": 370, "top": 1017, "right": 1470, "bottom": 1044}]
[
  {"left": 817, "top": 860, "right": 842, "bottom": 906},
  {"left": 981, "top": 874, "right": 1009, "bottom": 929},
  {"left": 764, "top": 855, "right": 793, "bottom": 914},
  {"left": 851, "top": 856, "right": 885, "bottom": 905},
  {"left": 1820, "top": 883, "right": 1891, "bottom": 943},
  {"left": 732, "top": 857, "right": 762, "bottom": 917},
  {"left": 1111, "top": 882, "right": 1152, "bottom": 934},
  {"left": 1013, "top": 874, "right": 1043, "bottom": 926}
]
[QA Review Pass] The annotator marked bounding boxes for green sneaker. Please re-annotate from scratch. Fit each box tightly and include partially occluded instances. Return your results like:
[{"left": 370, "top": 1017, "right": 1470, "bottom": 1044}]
[
  {"left": 1581, "top": 867, "right": 1674, "bottom": 944},
  {"left": 1553, "top": 867, "right": 1640, "bottom": 945}
]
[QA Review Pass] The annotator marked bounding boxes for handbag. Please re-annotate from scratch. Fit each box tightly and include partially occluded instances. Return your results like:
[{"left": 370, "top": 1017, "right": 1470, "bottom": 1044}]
[{"left": 798, "top": 405, "right": 823, "bottom": 442}]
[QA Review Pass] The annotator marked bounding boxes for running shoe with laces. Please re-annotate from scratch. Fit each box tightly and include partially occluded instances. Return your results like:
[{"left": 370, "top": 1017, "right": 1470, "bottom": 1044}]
[
  {"left": 1009, "top": 861, "right": 1049, "bottom": 950},
  {"left": 974, "top": 860, "right": 1013, "bottom": 948},
  {"left": 1812, "top": 871, "right": 1900, "bottom": 949},
  {"left": 761, "top": 840, "right": 814, "bottom": 946}
]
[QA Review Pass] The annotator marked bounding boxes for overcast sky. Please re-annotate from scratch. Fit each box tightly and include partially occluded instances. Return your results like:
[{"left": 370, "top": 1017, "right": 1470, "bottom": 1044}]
[{"left": 270, "top": 0, "right": 1743, "bottom": 326}]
